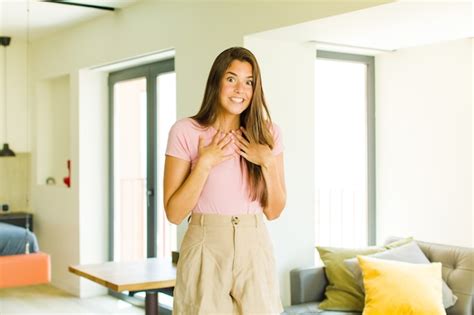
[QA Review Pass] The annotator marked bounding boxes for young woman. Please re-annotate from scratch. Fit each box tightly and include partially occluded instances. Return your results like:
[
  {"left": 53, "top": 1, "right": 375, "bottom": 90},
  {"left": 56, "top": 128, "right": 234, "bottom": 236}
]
[{"left": 163, "top": 47, "right": 286, "bottom": 314}]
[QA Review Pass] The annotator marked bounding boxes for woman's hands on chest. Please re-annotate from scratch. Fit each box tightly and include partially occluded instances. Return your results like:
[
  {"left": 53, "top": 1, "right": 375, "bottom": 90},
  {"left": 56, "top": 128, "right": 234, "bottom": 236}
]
[
  {"left": 231, "top": 127, "right": 274, "bottom": 169},
  {"left": 196, "top": 130, "right": 235, "bottom": 170}
]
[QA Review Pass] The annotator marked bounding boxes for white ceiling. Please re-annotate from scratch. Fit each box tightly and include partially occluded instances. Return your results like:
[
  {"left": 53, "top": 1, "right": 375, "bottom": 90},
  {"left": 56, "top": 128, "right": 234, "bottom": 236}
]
[
  {"left": 1, "top": 0, "right": 472, "bottom": 51},
  {"left": 0, "top": 0, "right": 140, "bottom": 40},
  {"left": 251, "top": 1, "right": 473, "bottom": 55}
]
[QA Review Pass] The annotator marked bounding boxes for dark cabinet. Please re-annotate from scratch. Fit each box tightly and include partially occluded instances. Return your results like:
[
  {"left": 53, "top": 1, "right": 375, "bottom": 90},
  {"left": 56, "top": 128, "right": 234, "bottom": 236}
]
[{"left": 0, "top": 212, "right": 33, "bottom": 232}]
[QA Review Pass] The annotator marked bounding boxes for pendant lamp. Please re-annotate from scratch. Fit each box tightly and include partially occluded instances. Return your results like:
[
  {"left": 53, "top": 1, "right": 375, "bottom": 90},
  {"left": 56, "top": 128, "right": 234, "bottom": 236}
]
[{"left": 0, "top": 36, "right": 15, "bottom": 157}]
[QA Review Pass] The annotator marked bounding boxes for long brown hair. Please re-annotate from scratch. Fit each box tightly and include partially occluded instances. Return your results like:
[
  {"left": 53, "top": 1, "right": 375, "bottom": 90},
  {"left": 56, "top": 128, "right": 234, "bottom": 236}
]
[{"left": 191, "top": 47, "right": 274, "bottom": 207}]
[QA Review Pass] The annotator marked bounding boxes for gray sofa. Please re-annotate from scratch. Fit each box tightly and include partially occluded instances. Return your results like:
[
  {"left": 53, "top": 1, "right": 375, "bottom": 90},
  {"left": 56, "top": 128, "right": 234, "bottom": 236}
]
[{"left": 283, "top": 238, "right": 474, "bottom": 315}]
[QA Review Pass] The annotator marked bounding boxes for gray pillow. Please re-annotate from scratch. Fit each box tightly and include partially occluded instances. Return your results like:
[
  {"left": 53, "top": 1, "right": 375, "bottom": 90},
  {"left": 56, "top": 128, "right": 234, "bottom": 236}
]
[{"left": 344, "top": 241, "right": 458, "bottom": 309}]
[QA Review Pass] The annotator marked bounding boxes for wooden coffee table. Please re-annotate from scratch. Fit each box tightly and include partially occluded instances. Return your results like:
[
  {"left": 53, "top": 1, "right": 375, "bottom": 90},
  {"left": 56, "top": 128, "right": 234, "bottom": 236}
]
[{"left": 69, "top": 258, "right": 176, "bottom": 315}]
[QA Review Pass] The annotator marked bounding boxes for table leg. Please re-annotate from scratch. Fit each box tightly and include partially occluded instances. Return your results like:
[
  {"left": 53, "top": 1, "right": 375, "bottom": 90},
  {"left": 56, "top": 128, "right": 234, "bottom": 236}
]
[{"left": 145, "top": 291, "right": 159, "bottom": 315}]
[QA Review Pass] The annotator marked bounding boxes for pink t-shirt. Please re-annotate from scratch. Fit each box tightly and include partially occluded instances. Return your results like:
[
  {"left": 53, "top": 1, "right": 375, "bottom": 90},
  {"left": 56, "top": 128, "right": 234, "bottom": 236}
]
[{"left": 165, "top": 117, "right": 284, "bottom": 215}]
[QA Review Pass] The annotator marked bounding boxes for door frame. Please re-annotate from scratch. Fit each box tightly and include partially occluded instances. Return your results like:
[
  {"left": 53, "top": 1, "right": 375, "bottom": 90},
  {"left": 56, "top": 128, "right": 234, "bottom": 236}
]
[{"left": 108, "top": 58, "right": 174, "bottom": 260}]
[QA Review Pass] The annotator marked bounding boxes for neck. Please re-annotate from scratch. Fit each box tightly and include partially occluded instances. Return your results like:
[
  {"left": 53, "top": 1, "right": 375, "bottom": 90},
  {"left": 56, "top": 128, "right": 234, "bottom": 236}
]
[{"left": 213, "top": 114, "right": 240, "bottom": 133}]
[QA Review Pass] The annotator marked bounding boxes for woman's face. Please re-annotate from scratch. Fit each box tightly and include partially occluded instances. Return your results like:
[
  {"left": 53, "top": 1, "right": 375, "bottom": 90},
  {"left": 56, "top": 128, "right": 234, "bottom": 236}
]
[{"left": 218, "top": 59, "right": 253, "bottom": 117}]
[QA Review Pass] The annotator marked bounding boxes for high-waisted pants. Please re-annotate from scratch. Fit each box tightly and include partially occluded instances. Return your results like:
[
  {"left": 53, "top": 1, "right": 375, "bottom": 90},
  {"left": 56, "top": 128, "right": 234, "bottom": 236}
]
[{"left": 172, "top": 212, "right": 283, "bottom": 315}]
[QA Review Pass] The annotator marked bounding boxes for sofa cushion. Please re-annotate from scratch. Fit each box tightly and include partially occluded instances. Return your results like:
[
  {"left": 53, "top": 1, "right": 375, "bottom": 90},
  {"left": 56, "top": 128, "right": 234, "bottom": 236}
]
[
  {"left": 357, "top": 256, "right": 445, "bottom": 315},
  {"left": 344, "top": 241, "right": 458, "bottom": 309},
  {"left": 316, "top": 246, "right": 382, "bottom": 312},
  {"left": 315, "top": 237, "right": 412, "bottom": 312},
  {"left": 283, "top": 302, "right": 361, "bottom": 315}
]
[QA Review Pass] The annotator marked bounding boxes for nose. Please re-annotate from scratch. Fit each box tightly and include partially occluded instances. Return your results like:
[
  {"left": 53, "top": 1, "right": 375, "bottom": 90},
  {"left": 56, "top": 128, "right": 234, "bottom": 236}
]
[{"left": 234, "top": 81, "right": 243, "bottom": 93}]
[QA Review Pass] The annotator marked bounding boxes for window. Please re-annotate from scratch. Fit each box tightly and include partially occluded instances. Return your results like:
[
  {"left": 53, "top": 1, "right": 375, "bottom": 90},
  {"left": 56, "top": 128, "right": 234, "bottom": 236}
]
[{"left": 314, "top": 51, "right": 375, "bottom": 252}]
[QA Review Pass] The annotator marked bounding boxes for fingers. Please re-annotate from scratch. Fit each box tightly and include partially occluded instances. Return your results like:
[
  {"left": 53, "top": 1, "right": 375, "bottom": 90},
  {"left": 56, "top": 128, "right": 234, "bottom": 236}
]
[
  {"left": 231, "top": 130, "right": 249, "bottom": 147},
  {"left": 218, "top": 133, "right": 233, "bottom": 149},
  {"left": 222, "top": 153, "right": 235, "bottom": 162},
  {"left": 239, "top": 126, "right": 250, "bottom": 138},
  {"left": 217, "top": 131, "right": 232, "bottom": 147},
  {"left": 207, "top": 131, "right": 234, "bottom": 154},
  {"left": 237, "top": 149, "right": 249, "bottom": 160},
  {"left": 212, "top": 130, "right": 234, "bottom": 147},
  {"left": 208, "top": 129, "right": 248, "bottom": 154},
  {"left": 233, "top": 137, "right": 247, "bottom": 153}
]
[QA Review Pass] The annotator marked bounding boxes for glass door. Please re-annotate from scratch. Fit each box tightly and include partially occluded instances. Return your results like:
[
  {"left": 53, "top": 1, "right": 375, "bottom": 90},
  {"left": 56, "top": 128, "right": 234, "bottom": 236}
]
[
  {"left": 112, "top": 76, "right": 148, "bottom": 261},
  {"left": 156, "top": 72, "right": 177, "bottom": 259},
  {"left": 109, "top": 59, "right": 175, "bottom": 263}
]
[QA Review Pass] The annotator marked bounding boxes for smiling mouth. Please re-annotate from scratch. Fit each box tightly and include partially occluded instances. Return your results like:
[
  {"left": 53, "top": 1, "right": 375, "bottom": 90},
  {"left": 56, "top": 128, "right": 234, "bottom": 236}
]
[{"left": 230, "top": 97, "right": 244, "bottom": 103}]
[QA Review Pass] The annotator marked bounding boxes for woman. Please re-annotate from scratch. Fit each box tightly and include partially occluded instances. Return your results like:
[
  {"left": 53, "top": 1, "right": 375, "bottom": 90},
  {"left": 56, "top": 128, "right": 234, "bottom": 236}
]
[{"left": 164, "top": 47, "right": 286, "bottom": 314}]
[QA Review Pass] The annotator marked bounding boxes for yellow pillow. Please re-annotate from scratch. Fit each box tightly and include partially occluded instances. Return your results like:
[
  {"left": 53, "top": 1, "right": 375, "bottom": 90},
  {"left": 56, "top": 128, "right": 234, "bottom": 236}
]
[{"left": 357, "top": 255, "right": 446, "bottom": 315}]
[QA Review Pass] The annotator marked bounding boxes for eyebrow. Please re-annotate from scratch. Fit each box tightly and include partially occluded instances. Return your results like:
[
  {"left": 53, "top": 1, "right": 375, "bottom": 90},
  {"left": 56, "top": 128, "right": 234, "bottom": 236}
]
[{"left": 226, "top": 71, "right": 253, "bottom": 79}]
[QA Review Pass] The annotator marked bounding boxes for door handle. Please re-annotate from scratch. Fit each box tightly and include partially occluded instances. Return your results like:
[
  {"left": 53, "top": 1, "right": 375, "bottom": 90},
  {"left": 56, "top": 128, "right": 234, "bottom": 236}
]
[{"left": 147, "top": 188, "right": 154, "bottom": 207}]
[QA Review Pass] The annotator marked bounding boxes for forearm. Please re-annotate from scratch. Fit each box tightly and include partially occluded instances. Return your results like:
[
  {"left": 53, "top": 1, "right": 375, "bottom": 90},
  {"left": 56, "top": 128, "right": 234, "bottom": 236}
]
[
  {"left": 166, "top": 161, "right": 211, "bottom": 224},
  {"left": 261, "top": 157, "right": 286, "bottom": 220}
]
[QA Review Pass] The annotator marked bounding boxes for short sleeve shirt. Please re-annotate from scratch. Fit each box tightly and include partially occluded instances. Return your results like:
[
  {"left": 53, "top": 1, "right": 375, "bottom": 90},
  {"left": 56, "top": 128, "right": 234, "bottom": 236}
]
[{"left": 165, "top": 118, "right": 284, "bottom": 215}]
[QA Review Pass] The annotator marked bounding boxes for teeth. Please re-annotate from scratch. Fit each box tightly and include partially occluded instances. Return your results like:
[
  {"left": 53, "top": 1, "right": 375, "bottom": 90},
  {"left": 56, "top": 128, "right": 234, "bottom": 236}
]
[{"left": 230, "top": 97, "right": 244, "bottom": 103}]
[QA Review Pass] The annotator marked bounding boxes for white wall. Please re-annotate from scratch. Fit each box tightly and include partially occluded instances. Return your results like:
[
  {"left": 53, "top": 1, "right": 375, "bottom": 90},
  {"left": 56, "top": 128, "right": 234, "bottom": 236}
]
[
  {"left": 0, "top": 38, "right": 28, "bottom": 152},
  {"left": 29, "top": 0, "right": 392, "bottom": 299},
  {"left": 31, "top": 186, "right": 79, "bottom": 294},
  {"left": 77, "top": 70, "right": 109, "bottom": 297},
  {"left": 245, "top": 37, "right": 317, "bottom": 305},
  {"left": 376, "top": 38, "right": 472, "bottom": 247},
  {"left": 31, "top": 71, "right": 79, "bottom": 294},
  {"left": 35, "top": 75, "right": 70, "bottom": 185}
]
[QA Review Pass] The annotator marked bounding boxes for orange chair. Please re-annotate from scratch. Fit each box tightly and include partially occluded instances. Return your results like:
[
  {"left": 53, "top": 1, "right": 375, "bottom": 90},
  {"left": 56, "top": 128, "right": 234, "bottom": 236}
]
[{"left": 0, "top": 252, "right": 51, "bottom": 289}]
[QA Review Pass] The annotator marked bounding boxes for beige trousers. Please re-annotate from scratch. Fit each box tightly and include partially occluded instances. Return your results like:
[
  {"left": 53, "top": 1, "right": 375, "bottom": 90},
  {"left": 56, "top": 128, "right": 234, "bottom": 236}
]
[{"left": 172, "top": 212, "right": 283, "bottom": 315}]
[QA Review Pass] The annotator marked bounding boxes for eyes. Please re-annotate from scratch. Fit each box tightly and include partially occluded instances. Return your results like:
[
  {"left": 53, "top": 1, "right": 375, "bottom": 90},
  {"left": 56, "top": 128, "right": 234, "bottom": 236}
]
[{"left": 226, "top": 76, "right": 253, "bottom": 86}]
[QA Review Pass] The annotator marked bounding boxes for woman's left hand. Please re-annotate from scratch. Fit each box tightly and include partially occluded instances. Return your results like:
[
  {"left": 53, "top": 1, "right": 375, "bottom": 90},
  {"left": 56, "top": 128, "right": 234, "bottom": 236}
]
[{"left": 232, "top": 127, "right": 274, "bottom": 168}]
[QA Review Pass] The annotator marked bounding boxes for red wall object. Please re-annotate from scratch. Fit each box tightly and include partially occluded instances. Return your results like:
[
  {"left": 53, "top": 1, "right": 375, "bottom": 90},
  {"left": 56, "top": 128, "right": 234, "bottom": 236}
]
[{"left": 63, "top": 160, "right": 71, "bottom": 188}]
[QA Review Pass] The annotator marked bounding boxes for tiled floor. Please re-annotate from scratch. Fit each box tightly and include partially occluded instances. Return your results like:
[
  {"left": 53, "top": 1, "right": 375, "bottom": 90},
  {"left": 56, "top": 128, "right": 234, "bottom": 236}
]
[{"left": 0, "top": 284, "right": 172, "bottom": 314}]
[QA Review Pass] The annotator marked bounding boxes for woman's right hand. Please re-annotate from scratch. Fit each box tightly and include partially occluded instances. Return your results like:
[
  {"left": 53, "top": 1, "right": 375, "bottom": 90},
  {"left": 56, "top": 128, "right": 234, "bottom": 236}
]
[{"left": 197, "top": 131, "right": 234, "bottom": 170}]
